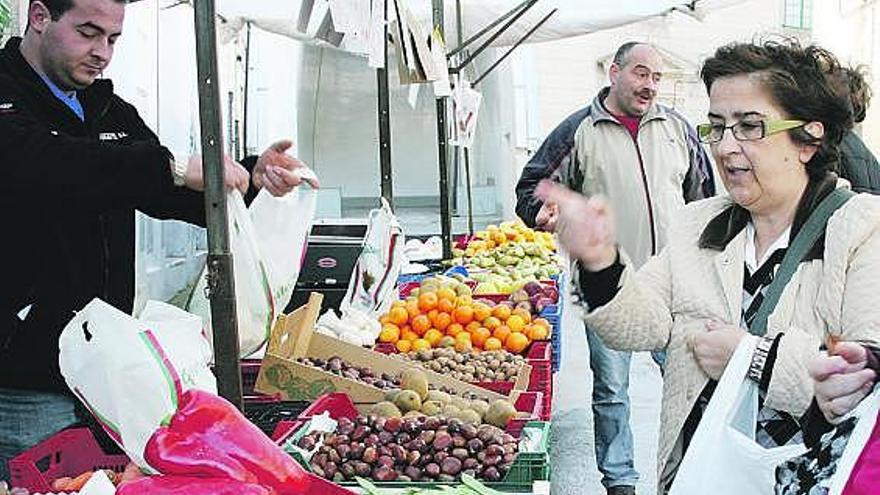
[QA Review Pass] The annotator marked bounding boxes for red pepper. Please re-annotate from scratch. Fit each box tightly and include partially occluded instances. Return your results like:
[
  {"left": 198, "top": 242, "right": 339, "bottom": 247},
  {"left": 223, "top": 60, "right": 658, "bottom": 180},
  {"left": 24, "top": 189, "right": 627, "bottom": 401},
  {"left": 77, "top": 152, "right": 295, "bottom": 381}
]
[
  {"left": 144, "top": 389, "right": 311, "bottom": 495},
  {"left": 117, "top": 475, "right": 277, "bottom": 495}
]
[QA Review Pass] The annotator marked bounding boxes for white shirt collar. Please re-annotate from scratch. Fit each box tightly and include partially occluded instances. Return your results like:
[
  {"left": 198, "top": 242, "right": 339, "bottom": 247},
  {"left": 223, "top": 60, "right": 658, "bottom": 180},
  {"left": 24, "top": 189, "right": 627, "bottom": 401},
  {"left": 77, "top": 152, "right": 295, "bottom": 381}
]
[{"left": 744, "top": 222, "right": 791, "bottom": 273}]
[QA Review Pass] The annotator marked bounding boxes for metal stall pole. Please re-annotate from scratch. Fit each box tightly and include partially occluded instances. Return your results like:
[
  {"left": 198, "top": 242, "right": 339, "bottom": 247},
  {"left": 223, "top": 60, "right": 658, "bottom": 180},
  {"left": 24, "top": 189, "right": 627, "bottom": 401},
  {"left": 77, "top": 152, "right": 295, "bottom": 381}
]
[
  {"left": 433, "top": 0, "right": 452, "bottom": 259},
  {"left": 241, "top": 21, "right": 252, "bottom": 160},
  {"left": 377, "top": 0, "right": 394, "bottom": 208},
  {"left": 448, "top": 0, "right": 462, "bottom": 218},
  {"left": 193, "top": 0, "right": 243, "bottom": 409},
  {"left": 455, "top": 0, "right": 475, "bottom": 236}
]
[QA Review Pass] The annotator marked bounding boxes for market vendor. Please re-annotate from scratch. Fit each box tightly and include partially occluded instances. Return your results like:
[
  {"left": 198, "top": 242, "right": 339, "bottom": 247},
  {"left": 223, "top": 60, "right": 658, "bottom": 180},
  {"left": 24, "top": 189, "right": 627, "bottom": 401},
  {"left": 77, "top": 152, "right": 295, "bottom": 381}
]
[{"left": 0, "top": 0, "right": 319, "bottom": 480}]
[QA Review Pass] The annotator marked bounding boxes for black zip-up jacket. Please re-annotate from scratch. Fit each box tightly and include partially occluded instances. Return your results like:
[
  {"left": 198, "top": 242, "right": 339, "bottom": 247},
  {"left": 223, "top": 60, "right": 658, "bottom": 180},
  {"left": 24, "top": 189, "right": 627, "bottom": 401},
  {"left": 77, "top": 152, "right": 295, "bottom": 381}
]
[
  {"left": 0, "top": 37, "right": 209, "bottom": 393},
  {"left": 838, "top": 130, "right": 880, "bottom": 194}
]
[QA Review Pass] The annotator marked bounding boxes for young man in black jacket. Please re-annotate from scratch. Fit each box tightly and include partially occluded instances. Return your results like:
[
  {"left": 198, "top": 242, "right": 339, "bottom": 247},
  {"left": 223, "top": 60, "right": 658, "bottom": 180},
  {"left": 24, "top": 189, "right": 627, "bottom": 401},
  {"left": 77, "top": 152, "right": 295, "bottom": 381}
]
[{"left": 0, "top": 0, "right": 318, "bottom": 479}]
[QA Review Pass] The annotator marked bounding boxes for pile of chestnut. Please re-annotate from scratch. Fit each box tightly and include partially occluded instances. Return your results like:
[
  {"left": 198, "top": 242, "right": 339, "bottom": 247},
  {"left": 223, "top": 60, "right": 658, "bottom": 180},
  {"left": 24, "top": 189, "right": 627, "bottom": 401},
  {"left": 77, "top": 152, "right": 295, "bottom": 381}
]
[{"left": 298, "top": 415, "right": 518, "bottom": 483}]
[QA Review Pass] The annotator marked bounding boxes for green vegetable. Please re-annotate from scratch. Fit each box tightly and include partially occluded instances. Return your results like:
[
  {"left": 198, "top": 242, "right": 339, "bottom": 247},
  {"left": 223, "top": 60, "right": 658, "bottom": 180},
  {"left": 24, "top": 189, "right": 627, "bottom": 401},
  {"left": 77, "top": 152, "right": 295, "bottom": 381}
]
[{"left": 461, "top": 474, "right": 505, "bottom": 495}]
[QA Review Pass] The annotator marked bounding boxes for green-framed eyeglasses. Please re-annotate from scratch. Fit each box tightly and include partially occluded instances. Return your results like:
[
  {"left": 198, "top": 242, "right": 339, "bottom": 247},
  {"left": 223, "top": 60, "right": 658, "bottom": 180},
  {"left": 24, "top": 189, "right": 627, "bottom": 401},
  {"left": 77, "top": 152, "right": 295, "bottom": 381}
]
[{"left": 696, "top": 119, "right": 806, "bottom": 144}]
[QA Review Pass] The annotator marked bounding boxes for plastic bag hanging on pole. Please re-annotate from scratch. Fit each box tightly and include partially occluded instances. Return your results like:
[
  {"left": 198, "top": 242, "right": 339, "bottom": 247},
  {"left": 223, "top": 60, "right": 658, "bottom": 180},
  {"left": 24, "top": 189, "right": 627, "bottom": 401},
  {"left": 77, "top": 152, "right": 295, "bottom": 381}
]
[
  {"left": 451, "top": 79, "right": 482, "bottom": 148},
  {"left": 340, "top": 198, "right": 404, "bottom": 318}
]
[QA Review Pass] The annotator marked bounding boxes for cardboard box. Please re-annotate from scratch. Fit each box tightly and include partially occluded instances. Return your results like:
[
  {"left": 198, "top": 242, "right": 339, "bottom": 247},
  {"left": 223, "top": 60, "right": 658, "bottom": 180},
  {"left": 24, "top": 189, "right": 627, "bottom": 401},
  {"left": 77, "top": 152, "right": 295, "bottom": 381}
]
[{"left": 255, "top": 293, "right": 513, "bottom": 405}]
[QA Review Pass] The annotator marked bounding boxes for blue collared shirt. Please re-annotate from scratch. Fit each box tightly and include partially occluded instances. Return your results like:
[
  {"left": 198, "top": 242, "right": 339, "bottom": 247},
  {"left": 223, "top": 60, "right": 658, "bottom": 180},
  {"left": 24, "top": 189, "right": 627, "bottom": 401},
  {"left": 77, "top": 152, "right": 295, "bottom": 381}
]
[{"left": 38, "top": 73, "right": 84, "bottom": 121}]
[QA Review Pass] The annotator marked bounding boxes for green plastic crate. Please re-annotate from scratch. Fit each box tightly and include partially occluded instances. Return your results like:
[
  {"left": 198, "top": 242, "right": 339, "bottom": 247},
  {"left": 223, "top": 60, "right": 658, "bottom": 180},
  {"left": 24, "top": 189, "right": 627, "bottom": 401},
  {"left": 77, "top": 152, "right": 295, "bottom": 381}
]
[{"left": 285, "top": 420, "right": 551, "bottom": 493}]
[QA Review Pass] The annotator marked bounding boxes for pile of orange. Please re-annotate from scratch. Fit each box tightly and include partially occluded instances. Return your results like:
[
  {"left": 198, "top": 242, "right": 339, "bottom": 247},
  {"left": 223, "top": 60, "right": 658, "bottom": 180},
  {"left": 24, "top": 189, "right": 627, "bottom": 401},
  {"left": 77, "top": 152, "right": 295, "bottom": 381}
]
[{"left": 378, "top": 288, "right": 552, "bottom": 356}]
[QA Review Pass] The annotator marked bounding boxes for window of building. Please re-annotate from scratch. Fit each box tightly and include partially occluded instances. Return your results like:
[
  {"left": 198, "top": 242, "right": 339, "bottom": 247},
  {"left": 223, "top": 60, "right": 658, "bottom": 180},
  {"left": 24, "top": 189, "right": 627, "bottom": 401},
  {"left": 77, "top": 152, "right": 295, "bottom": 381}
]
[{"left": 783, "top": 0, "right": 813, "bottom": 29}]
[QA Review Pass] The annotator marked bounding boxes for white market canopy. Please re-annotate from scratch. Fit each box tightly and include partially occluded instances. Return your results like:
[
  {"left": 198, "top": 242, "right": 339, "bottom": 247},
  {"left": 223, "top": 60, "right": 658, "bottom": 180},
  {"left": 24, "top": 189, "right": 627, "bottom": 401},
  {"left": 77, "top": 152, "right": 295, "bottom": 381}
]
[{"left": 213, "top": 0, "right": 750, "bottom": 49}]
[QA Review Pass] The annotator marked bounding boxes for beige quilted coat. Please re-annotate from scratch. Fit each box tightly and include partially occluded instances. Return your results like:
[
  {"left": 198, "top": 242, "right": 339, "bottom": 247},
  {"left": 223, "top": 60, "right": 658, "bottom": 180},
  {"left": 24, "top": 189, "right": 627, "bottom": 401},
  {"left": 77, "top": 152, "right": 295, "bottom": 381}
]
[{"left": 578, "top": 192, "right": 880, "bottom": 479}]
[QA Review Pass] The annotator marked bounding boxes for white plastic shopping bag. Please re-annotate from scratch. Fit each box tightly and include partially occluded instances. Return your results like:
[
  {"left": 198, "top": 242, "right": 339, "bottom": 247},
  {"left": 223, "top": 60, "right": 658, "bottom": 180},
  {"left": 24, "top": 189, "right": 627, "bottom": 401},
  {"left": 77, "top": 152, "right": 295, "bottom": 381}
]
[
  {"left": 188, "top": 190, "right": 274, "bottom": 358},
  {"left": 249, "top": 182, "right": 317, "bottom": 316},
  {"left": 138, "top": 300, "right": 217, "bottom": 392},
  {"left": 339, "top": 198, "right": 404, "bottom": 317},
  {"left": 188, "top": 183, "right": 317, "bottom": 358},
  {"left": 669, "top": 337, "right": 807, "bottom": 495},
  {"left": 58, "top": 298, "right": 215, "bottom": 472}
]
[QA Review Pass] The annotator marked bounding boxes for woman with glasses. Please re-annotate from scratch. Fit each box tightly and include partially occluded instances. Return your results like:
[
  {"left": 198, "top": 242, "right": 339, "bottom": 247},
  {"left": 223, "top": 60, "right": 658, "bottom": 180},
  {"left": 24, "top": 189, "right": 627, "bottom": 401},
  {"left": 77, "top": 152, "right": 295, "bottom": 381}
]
[{"left": 537, "top": 39, "right": 880, "bottom": 493}]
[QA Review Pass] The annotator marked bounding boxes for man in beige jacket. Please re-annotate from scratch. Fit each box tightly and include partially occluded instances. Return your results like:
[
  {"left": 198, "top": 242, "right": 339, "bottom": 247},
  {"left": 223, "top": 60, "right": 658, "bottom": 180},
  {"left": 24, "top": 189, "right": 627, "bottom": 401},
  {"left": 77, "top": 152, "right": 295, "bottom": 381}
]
[{"left": 515, "top": 42, "right": 714, "bottom": 495}]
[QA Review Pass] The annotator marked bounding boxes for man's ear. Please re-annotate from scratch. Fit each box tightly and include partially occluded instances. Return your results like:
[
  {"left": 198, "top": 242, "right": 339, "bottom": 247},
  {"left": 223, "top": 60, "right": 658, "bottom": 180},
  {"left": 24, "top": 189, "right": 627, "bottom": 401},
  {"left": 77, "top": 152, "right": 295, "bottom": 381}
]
[
  {"left": 29, "top": 1, "right": 53, "bottom": 34},
  {"left": 609, "top": 63, "right": 620, "bottom": 86}
]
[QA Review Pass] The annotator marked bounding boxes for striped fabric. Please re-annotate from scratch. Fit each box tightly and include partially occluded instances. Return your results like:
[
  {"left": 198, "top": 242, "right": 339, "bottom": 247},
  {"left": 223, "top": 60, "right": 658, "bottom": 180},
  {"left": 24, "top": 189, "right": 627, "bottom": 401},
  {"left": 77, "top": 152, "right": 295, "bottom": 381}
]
[
  {"left": 741, "top": 239, "right": 804, "bottom": 448},
  {"left": 742, "top": 249, "right": 787, "bottom": 329}
]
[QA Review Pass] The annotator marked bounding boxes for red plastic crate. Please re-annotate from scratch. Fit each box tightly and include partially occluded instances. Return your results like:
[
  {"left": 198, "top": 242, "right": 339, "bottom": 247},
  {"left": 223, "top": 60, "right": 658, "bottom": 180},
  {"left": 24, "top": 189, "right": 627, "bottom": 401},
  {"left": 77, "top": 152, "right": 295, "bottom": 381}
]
[
  {"left": 299, "top": 392, "right": 360, "bottom": 420},
  {"left": 526, "top": 341, "right": 552, "bottom": 362},
  {"left": 271, "top": 392, "right": 359, "bottom": 444},
  {"left": 453, "top": 234, "right": 475, "bottom": 249},
  {"left": 473, "top": 362, "right": 551, "bottom": 395},
  {"left": 9, "top": 428, "right": 129, "bottom": 493},
  {"left": 11, "top": 428, "right": 354, "bottom": 495},
  {"left": 241, "top": 359, "right": 262, "bottom": 395},
  {"left": 527, "top": 342, "right": 552, "bottom": 384},
  {"left": 397, "top": 281, "right": 420, "bottom": 299},
  {"left": 542, "top": 379, "right": 553, "bottom": 421},
  {"left": 272, "top": 419, "right": 305, "bottom": 443},
  {"left": 470, "top": 380, "right": 515, "bottom": 394},
  {"left": 508, "top": 391, "right": 544, "bottom": 438}
]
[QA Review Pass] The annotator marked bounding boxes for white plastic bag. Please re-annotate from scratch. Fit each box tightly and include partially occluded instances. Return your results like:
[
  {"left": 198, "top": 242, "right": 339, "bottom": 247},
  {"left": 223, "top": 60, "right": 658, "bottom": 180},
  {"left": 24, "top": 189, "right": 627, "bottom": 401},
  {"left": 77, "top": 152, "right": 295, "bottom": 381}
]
[
  {"left": 451, "top": 79, "right": 482, "bottom": 148},
  {"left": 188, "top": 184, "right": 317, "bottom": 358},
  {"left": 58, "top": 298, "right": 215, "bottom": 472},
  {"left": 670, "top": 337, "right": 807, "bottom": 495},
  {"left": 339, "top": 198, "right": 404, "bottom": 317},
  {"left": 139, "top": 300, "right": 217, "bottom": 392},
  {"left": 249, "top": 183, "right": 317, "bottom": 315}
]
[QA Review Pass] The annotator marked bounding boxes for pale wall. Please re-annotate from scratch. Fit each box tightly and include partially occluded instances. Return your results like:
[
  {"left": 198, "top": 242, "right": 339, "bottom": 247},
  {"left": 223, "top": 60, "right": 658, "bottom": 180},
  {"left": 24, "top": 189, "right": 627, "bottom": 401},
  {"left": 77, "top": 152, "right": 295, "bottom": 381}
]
[
  {"left": 812, "top": 0, "right": 880, "bottom": 156},
  {"left": 523, "top": 0, "right": 796, "bottom": 141}
]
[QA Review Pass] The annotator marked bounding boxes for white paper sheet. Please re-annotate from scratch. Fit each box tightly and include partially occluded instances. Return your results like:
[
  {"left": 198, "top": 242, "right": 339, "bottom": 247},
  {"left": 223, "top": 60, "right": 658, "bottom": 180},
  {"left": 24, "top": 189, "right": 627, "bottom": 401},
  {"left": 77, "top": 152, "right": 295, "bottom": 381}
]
[
  {"left": 431, "top": 27, "right": 451, "bottom": 96},
  {"left": 367, "top": 0, "right": 387, "bottom": 68}
]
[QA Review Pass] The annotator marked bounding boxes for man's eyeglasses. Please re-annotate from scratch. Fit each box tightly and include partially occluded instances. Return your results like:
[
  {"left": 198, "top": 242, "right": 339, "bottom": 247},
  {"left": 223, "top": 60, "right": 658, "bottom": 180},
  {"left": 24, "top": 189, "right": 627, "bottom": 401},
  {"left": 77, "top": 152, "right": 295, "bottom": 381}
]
[{"left": 696, "top": 119, "right": 806, "bottom": 144}]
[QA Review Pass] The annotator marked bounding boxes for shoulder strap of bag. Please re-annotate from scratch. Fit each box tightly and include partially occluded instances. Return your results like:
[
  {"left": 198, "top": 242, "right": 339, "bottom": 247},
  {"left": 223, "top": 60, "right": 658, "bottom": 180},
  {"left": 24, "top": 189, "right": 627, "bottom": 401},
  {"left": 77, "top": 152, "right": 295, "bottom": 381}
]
[{"left": 750, "top": 188, "right": 856, "bottom": 336}]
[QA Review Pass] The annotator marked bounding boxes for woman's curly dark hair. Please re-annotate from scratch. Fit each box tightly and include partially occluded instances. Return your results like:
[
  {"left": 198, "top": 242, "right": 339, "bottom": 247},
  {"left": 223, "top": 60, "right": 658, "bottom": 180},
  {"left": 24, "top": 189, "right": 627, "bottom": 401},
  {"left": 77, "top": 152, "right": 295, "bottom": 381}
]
[
  {"left": 827, "top": 65, "right": 872, "bottom": 124},
  {"left": 700, "top": 39, "right": 852, "bottom": 181}
]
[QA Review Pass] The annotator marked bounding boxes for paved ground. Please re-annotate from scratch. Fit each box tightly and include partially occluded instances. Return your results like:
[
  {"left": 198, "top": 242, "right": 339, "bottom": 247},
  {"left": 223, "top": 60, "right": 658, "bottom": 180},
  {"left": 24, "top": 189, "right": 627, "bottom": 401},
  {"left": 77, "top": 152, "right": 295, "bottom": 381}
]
[{"left": 550, "top": 293, "right": 663, "bottom": 495}]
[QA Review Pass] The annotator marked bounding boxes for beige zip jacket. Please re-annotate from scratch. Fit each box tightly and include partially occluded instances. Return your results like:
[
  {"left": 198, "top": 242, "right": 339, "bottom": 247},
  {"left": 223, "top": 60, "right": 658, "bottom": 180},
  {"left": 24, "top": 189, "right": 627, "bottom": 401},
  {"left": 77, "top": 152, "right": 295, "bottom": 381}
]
[
  {"left": 561, "top": 88, "right": 711, "bottom": 267},
  {"left": 579, "top": 189, "right": 880, "bottom": 480}
]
